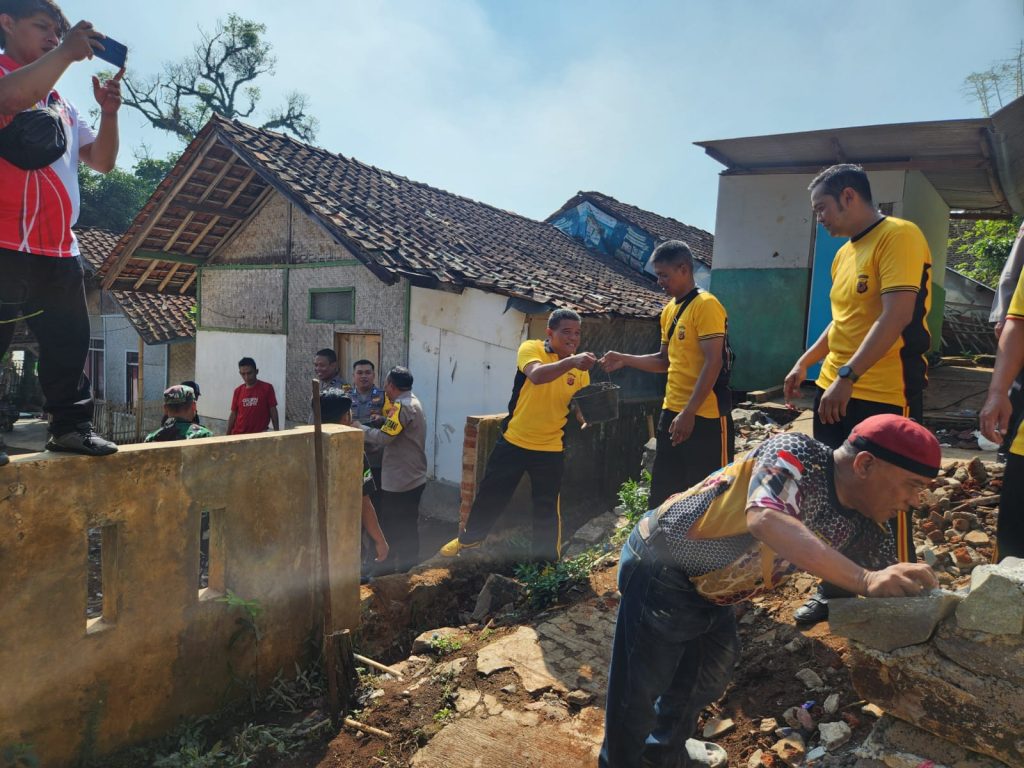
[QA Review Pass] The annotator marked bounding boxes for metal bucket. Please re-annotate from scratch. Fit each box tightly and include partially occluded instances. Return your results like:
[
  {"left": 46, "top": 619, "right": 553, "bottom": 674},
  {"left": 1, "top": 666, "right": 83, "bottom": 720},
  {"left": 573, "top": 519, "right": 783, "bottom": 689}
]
[{"left": 573, "top": 381, "right": 620, "bottom": 424}]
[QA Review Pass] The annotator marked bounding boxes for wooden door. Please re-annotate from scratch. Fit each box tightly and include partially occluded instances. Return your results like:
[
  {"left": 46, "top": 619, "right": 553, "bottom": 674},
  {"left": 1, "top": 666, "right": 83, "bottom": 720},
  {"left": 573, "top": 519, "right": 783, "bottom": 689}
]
[{"left": 334, "top": 332, "right": 382, "bottom": 381}]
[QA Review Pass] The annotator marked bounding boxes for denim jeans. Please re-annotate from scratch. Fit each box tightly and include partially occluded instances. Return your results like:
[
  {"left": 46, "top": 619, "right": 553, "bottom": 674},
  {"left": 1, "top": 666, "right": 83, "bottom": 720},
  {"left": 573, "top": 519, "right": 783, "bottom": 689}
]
[{"left": 599, "top": 515, "right": 740, "bottom": 768}]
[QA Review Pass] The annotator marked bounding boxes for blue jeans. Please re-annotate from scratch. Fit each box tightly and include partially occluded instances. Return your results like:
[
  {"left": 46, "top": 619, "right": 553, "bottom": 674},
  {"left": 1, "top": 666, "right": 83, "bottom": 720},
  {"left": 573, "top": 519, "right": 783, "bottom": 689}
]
[{"left": 599, "top": 516, "right": 740, "bottom": 768}]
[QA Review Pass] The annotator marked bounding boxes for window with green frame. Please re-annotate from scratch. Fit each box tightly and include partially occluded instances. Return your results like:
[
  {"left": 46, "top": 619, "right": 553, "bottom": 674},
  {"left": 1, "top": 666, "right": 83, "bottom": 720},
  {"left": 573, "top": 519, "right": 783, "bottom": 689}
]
[{"left": 309, "top": 288, "right": 355, "bottom": 323}]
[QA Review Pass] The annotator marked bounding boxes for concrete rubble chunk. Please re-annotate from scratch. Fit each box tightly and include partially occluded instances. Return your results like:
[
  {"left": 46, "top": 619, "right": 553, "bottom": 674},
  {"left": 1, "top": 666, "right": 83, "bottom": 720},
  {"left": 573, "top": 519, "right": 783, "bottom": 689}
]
[
  {"left": 702, "top": 716, "right": 735, "bottom": 739},
  {"left": 955, "top": 559, "right": 1024, "bottom": 635},
  {"left": 772, "top": 733, "right": 806, "bottom": 766},
  {"left": 828, "top": 592, "right": 961, "bottom": 652},
  {"left": 795, "top": 667, "right": 824, "bottom": 689},
  {"left": 411, "top": 626, "right": 465, "bottom": 654},
  {"left": 759, "top": 717, "right": 778, "bottom": 733},
  {"left": 472, "top": 574, "right": 526, "bottom": 622},
  {"left": 823, "top": 693, "right": 840, "bottom": 715},
  {"left": 855, "top": 714, "right": 1005, "bottom": 768},
  {"left": 818, "top": 721, "right": 852, "bottom": 751}
]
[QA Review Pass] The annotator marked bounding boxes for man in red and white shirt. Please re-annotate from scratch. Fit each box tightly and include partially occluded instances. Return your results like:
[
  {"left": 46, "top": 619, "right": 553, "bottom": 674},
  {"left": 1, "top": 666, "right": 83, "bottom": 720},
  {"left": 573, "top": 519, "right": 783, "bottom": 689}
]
[{"left": 0, "top": 0, "right": 124, "bottom": 464}]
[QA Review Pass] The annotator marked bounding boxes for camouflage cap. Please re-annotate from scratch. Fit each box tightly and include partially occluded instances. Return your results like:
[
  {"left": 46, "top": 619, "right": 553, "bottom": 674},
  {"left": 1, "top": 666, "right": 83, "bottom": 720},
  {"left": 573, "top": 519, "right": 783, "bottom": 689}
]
[{"left": 163, "top": 384, "right": 196, "bottom": 405}]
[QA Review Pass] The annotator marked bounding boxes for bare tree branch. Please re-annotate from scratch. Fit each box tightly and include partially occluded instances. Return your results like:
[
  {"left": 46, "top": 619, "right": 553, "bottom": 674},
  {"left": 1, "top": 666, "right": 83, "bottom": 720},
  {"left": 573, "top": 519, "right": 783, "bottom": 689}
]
[{"left": 117, "top": 13, "right": 316, "bottom": 142}]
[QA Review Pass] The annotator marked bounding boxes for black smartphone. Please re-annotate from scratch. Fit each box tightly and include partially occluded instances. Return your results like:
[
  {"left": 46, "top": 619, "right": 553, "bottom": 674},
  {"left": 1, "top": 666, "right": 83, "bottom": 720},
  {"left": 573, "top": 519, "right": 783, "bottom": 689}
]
[{"left": 94, "top": 36, "right": 127, "bottom": 69}]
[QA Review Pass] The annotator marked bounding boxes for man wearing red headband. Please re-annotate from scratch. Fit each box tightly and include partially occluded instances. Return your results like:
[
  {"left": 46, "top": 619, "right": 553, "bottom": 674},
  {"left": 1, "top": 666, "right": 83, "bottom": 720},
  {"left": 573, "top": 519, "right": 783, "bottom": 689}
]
[{"left": 600, "top": 415, "right": 940, "bottom": 768}]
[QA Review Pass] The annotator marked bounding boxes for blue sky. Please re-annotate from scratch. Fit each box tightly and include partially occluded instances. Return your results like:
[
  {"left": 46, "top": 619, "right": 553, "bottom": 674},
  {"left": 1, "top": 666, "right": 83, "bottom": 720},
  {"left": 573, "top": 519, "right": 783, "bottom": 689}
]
[{"left": 60, "top": 0, "right": 1023, "bottom": 232}]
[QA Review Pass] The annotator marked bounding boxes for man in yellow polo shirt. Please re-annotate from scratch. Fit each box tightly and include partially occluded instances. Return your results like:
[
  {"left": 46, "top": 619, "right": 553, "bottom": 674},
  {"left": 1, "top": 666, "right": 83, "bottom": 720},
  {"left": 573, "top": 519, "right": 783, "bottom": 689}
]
[
  {"left": 784, "top": 163, "right": 932, "bottom": 624},
  {"left": 440, "top": 308, "right": 596, "bottom": 562},
  {"left": 980, "top": 265, "right": 1024, "bottom": 561},
  {"left": 601, "top": 240, "right": 733, "bottom": 508}
]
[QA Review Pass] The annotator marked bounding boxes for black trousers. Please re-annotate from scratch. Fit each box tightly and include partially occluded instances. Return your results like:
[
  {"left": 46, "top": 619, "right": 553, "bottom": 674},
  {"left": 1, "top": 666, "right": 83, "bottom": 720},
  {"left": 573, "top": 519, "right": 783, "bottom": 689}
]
[
  {"left": 378, "top": 483, "right": 425, "bottom": 574},
  {"left": 812, "top": 387, "right": 921, "bottom": 598},
  {"left": 998, "top": 452, "right": 1024, "bottom": 562},
  {"left": 647, "top": 410, "right": 735, "bottom": 509},
  {"left": 0, "top": 250, "right": 92, "bottom": 434},
  {"left": 461, "top": 437, "right": 565, "bottom": 562}
]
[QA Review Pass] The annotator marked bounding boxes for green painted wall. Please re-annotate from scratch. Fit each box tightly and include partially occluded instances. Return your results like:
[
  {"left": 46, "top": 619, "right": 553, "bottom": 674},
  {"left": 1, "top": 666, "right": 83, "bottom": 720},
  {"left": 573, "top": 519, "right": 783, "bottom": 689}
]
[{"left": 710, "top": 267, "right": 810, "bottom": 393}]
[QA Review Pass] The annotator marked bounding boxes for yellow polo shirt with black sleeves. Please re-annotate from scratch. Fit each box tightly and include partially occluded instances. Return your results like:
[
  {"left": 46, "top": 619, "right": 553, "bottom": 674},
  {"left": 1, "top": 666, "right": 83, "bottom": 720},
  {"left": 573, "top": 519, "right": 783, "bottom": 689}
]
[
  {"left": 503, "top": 339, "right": 590, "bottom": 452},
  {"left": 660, "top": 291, "right": 728, "bottom": 419},
  {"left": 1006, "top": 271, "right": 1024, "bottom": 456},
  {"left": 817, "top": 217, "right": 932, "bottom": 409}
]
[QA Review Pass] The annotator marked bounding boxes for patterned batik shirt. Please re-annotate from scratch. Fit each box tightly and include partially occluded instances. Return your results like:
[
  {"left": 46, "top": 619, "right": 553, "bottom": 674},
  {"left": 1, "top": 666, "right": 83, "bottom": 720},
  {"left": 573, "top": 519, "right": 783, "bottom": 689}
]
[{"left": 652, "top": 432, "right": 895, "bottom": 605}]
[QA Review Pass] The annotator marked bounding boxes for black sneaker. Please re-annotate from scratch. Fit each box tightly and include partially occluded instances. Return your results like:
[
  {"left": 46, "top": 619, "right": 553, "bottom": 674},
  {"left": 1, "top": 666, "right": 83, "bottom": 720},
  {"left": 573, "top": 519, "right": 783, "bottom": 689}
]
[
  {"left": 0, "top": 437, "right": 8, "bottom": 466},
  {"left": 46, "top": 422, "right": 118, "bottom": 456},
  {"left": 794, "top": 589, "right": 829, "bottom": 625}
]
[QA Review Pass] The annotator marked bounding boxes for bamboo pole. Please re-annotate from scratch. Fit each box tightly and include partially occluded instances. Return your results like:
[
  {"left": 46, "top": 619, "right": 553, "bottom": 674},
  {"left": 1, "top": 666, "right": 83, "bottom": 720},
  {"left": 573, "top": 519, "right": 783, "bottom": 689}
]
[{"left": 353, "top": 653, "right": 403, "bottom": 679}]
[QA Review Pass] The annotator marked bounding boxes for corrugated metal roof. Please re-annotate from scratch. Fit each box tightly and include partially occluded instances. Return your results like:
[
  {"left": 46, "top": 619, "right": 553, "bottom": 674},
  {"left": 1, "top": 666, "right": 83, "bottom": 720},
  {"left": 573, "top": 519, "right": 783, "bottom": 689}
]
[{"left": 695, "top": 96, "right": 1024, "bottom": 217}]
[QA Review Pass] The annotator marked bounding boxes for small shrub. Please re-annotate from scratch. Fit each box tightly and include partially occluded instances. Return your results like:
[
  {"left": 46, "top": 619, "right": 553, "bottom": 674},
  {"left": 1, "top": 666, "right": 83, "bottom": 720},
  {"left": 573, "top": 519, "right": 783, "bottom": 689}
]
[
  {"left": 428, "top": 634, "right": 463, "bottom": 656},
  {"left": 617, "top": 470, "right": 651, "bottom": 525},
  {"left": 514, "top": 550, "right": 600, "bottom": 610}
]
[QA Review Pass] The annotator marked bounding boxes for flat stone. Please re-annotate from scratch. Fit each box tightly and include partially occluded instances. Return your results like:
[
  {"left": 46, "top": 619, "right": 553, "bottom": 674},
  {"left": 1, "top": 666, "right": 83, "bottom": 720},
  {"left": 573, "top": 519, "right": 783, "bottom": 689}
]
[
  {"left": 411, "top": 627, "right": 465, "bottom": 654},
  {"left": 747, "top": 749, "right": 765, "bottom": 768},
  {"left": 566, "top": 689, "right": 594, "bottom": 706},
  {"left": 472, "top": 574, "right": 526, "bottom": 622},
  {"left": 828, "top": 592, "right": 961, "bottom": 652},
  {"left": 956, "top": 560, "right": 1024, "bottom": 635},
  {"left": 805, "top": 746, "right": 827, "bottom": 763},
  {"left": 964, "top": 530, "right": 991, "bottom": 546},
  {"left": 455, "top": 688, "right": 481, "bottom": 712},
  {"left": 795, "top": 667, "right": 824, "bottom": 689},
  {"left": 702, "top": 716, "right": 735, "bottom": 738},
  {"left": 822, "top": 693, "right": 840, "bottom": 715},
  {"left": 434, "top": 656, "right": 468, "bottom": 677},
  {"left": 476, "top": 626, "right": 567, "bottom": 693},
  {"left": 819, "top": 721, "right": 852, "bottom": 750},
  {"left": 772, "top": 734, "right": 806, "bottom": 766}
]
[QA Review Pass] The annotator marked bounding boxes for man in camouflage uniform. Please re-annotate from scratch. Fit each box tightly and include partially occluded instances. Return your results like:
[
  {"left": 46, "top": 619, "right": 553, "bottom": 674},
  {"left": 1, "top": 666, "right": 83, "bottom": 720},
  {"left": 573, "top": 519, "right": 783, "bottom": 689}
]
[{"left": 145, "top": 385, "right": 213, "bottom": 442}]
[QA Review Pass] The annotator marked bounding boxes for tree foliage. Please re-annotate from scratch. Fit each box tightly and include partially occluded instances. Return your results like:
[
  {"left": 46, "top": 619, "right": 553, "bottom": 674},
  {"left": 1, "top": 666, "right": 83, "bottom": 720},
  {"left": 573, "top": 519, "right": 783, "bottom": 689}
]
[
  {"left": 952, "top": 216, "right": 1023, "bottom": 288},
  {"left": 963, "top": 39, "right": 1023, "bottom": 116},
  {"left": 117, "top": 14, "right": 317, "bottom": 142},
  {"left": 77, "top": 153, "right": 181, "bottom": 233}
]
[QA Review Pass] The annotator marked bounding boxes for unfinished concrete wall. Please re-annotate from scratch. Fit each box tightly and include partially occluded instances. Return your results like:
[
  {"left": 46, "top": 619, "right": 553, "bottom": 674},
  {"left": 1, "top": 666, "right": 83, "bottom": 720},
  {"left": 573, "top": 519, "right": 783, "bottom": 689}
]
[{"left": 0, "top": 427, "right": 362, "bottom": 767}]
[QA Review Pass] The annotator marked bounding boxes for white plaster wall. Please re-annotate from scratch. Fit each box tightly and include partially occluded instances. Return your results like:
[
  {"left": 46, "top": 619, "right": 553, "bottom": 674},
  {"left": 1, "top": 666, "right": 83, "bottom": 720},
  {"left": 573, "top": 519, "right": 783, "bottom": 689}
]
[
  {"left": 711, "top": 171, "right": 906, "bottom": 270},
  {"left": 409, "top": 287, "right": 527, "bottom": 483},
  {"left": 195, "top": 330, "right": 287, "bottom": 423},
  {"left": 901, "top": 171, "right": 950, "bottom": 286}
]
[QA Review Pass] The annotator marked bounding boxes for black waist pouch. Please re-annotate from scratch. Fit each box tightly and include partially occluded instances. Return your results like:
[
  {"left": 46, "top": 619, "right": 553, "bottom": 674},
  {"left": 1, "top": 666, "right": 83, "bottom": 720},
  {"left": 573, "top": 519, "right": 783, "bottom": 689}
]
[{"left": 0, "top": 106, "right": 67, "bottom": 170}]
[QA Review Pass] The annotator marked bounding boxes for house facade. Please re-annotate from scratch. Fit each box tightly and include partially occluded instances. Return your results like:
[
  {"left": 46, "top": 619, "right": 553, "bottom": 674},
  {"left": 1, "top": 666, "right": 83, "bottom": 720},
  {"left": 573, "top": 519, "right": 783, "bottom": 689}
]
[{"left": 98, "top": 116, "right": 667, "bottom": 512}]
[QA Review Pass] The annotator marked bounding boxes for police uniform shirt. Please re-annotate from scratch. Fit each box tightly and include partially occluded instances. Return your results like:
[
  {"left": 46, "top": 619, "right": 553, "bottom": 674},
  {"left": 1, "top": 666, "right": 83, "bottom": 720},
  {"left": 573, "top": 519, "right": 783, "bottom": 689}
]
[
  {"left": 502, "top": 339, "right": 590, "bottom": 453},
  {"left": 1006, "top": 270, "right": 1024, "bottom": 457},
  {"left": 659, "top": 292, "right": 728, "bottom": 419},
  {"left": 817, "top": 216, "right": 932, "bottom": 408}
]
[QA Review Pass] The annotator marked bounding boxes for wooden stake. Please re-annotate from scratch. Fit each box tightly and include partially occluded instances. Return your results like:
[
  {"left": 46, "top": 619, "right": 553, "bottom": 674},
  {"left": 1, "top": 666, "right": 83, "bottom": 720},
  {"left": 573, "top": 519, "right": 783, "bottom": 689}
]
[
  {"left": 343, "top": 718, "right": 393, "bottom": 740},
  {"left": 311, "top": 379, "right": 341, "bottom": 726},
  {"left": 354, "top": 653, "right": 404, "bottom": 679}
]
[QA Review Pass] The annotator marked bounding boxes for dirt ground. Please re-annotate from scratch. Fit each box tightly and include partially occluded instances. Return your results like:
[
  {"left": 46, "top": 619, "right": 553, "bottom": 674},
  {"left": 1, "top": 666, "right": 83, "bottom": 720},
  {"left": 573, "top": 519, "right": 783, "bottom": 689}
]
[{"left": 247, "top": 568, "right": 871, "bottom": 768}]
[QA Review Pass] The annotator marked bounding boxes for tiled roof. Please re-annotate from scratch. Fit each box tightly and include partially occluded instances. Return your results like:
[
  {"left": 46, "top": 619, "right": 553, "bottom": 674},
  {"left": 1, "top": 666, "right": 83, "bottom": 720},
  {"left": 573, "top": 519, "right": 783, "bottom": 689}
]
[
  {"left": 549, "top": 191, "right": 715, "bottom": 266},
  {"left": 76, "top": 227, "right": 124, "bottom": 273},
  {"left": 111, "top": 290, "right": 195, "bottom": 345},
  {"left": 77, "top": 227, "right": 195, "bottom": 344},
  {"left": 102, "top": 115, "right": 667, "bottom": 318}
]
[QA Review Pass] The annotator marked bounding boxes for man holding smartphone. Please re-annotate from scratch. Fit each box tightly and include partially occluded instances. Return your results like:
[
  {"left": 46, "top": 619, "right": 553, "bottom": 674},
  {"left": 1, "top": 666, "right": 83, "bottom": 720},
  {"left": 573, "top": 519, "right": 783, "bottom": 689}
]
[{"left": 0, "top": 0, "right": 124, "bottom": 465}]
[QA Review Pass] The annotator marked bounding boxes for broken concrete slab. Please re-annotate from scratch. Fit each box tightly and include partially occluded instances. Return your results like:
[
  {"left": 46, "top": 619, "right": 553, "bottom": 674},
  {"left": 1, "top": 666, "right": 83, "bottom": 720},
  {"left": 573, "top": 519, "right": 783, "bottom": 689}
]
[
  {"left": 818, "top": 721, "right": 852, "bottom": 751},
  {"left": 847, "top": 642, "right": 1024, "bottom": 765},
  {"left": 409, "top": 706, "right": 602, "bottom": 767},
  {"left": 828, "top": 592, "right": 961, "bottom": 652},
  {"left": 955, "top": 559, "right": 1024, "bottom": 635},
  {"left": 854, "top": 714, "right": 1006, "bottom": 768},
  {"left": 471, "top": 574, "right": 525, "bottom": 622}
]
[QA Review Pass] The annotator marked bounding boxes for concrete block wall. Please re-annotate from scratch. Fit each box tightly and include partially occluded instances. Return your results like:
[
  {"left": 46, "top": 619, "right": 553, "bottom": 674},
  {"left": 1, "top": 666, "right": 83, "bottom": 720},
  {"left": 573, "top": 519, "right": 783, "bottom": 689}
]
[{"left": 0, "top": 427, "right": 363, "bottom": 767}]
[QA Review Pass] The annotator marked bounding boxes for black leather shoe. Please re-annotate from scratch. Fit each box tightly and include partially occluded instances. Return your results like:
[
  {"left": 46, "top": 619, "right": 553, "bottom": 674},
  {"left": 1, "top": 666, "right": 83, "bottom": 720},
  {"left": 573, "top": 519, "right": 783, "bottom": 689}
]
[{"left": 794, "top": 592, "right": 829, "bottom": 625}]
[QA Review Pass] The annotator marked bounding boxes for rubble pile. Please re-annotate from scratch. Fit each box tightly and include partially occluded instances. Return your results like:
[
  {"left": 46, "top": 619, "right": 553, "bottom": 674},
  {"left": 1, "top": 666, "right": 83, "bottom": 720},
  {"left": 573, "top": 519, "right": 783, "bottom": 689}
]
[
  {"left": 913, "top": 458, "right": 1002, "bottom": 590},
  {"left": 731, "top": 408, "right": 785, "bottom": 452}
]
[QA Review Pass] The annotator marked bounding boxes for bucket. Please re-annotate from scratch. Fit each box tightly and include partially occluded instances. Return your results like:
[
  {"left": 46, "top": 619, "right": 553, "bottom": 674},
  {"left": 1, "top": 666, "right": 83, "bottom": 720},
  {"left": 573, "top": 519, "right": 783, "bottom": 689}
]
[{"left": 573, "top": 381, "right": 620, "bottom": 424}]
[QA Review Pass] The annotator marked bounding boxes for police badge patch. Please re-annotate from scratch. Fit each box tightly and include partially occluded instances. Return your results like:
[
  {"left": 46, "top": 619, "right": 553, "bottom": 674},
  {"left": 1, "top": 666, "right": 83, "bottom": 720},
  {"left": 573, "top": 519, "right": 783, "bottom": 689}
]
[{"left": 856, "top": 274, "right": 869, "bottom": 294}]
